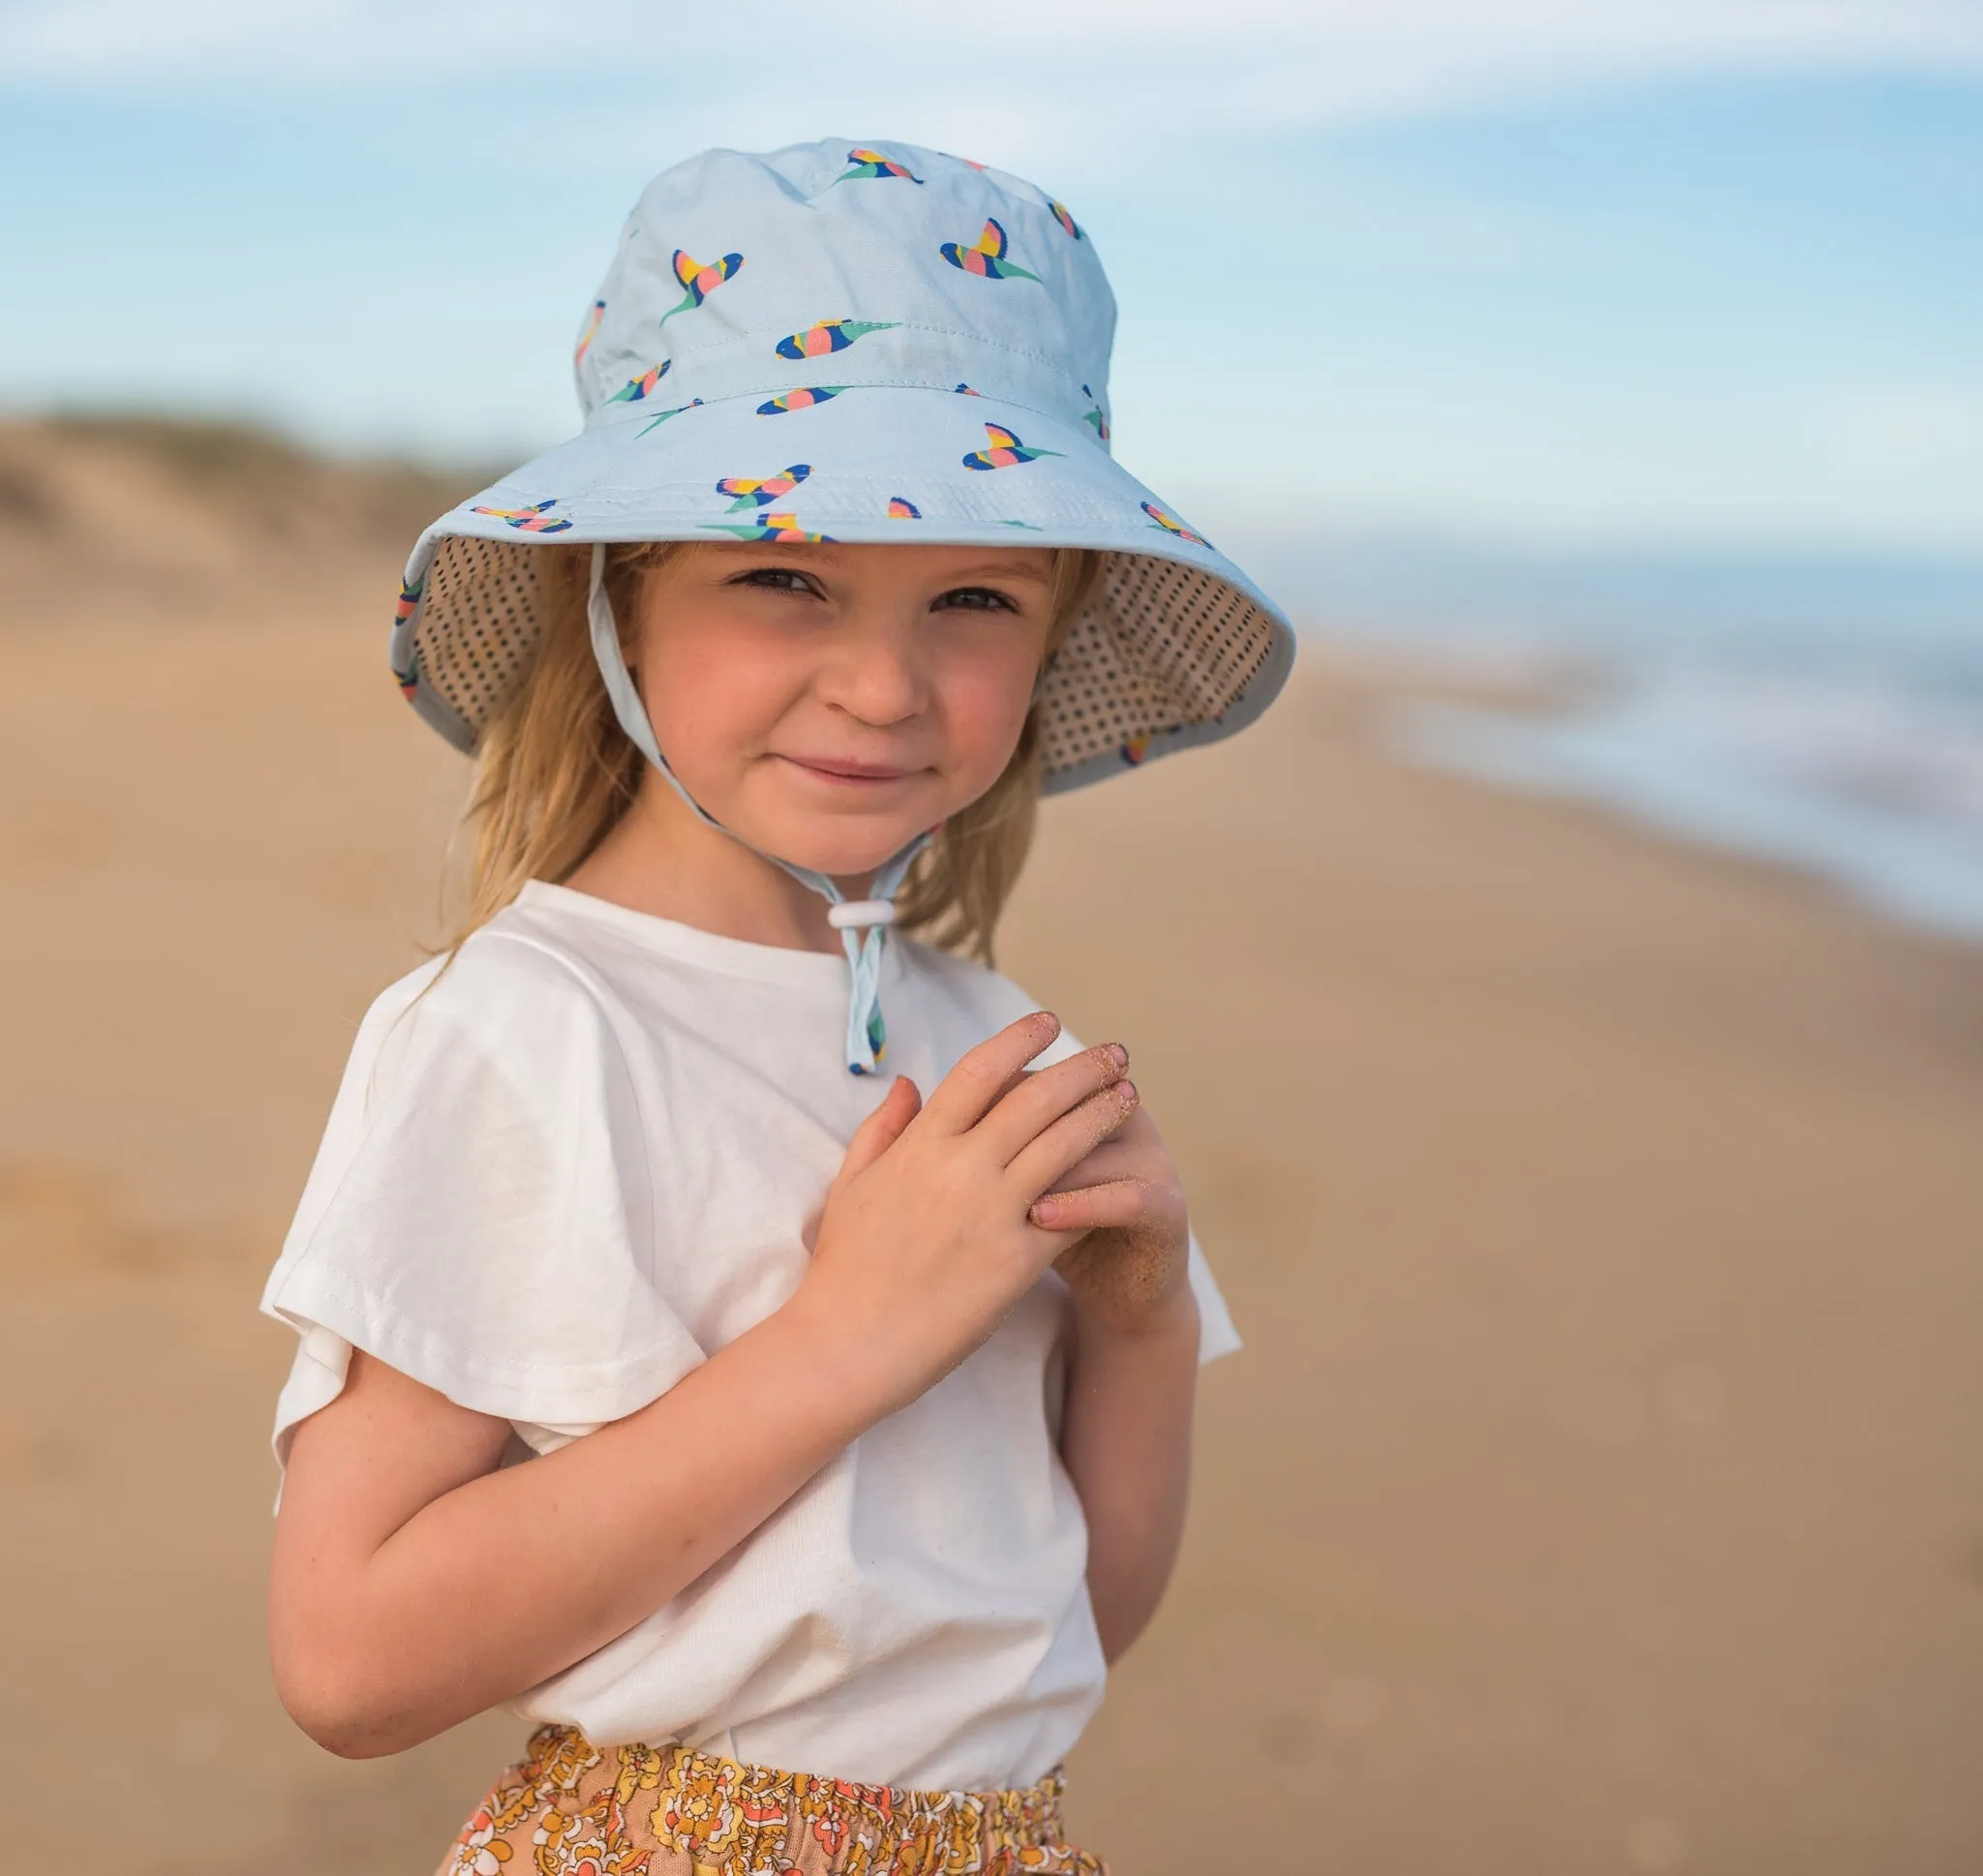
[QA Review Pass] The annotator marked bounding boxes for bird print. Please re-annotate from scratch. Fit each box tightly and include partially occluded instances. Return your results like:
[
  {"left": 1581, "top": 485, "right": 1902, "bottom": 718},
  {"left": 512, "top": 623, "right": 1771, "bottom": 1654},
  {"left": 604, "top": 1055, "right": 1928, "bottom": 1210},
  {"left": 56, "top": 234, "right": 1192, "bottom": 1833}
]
[
  {"left": 938, "top": 219, "right": 1041, "bottom": 283},
  {"left": 1141, "top": 500, "right": 1211, "bottom": 547},
  {"left": 776, "top": 318, "right": 898, "bottom": 360},
  {"left": 1049, "top": 199, "right": 1082, "bottom": 239},
  {"left": 472, "top": 499, "right": 574, "bottom": 533},
  {"left": 573, "top": 298, "right": 605, "bottom": 364},
  {"left": 607, "top": 361, "right": 671, "bottom": 403},
  {"left": 887, "top": 496, "right": 922, "bottom": 519},
  {"left": 701, "top": 512, "right": 833, "bottom": 543},
  {"left": 961, "top": 423, "right": 1062, "bottom": 470},
  {"left": 636, "top": 399, "right": 703, "bottom": 438},
  {"left": 835, "top": 147, "right": 923, "bottom": 184},
  {"left": 758, "top": 387, "right": 849, "bottom": 414},
  {"left": 662, "top": 249, "right": 744, "bottom": 322},
  {"left": 717, "top": 465, "right": 811, "bottom": 510}
]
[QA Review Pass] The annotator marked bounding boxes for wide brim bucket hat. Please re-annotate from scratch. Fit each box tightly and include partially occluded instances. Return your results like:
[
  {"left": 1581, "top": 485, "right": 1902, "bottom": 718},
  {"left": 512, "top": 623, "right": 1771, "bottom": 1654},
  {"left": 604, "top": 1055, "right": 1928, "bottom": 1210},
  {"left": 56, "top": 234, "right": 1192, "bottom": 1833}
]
[
  {"left": 392, "top": 137, "right": 1294, "bottom": 795},
  {"left": 388, "top": 137, "right": 1296, "bottom": 1071}
]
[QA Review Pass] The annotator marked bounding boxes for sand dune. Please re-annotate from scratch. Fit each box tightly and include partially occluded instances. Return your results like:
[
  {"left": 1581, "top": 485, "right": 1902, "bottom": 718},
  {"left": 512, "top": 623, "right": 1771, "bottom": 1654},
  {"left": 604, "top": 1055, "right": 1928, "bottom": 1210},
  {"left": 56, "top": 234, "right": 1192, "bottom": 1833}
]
[{"left": 2, "top": 421, "right": 1979, "bottom": 1873}]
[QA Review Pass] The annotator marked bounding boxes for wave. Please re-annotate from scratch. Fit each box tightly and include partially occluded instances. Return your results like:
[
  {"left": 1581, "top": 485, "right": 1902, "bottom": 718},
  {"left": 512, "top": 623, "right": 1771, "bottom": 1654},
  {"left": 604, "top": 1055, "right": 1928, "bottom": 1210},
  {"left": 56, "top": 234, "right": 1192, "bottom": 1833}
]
[{"left": 1391, "top": 666, "right": 1983, "bottom": 944}]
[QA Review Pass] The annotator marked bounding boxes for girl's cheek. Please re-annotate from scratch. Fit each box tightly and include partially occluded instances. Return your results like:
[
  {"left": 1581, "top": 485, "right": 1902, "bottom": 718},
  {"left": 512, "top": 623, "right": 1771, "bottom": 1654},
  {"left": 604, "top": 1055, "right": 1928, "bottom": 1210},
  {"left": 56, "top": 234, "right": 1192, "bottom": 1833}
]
[
  {"left": 939, "top": 636, "right": 1046, "bottom": 775},
  {"left": 646, "top": 631, "right": 806, "bottom": 778}
]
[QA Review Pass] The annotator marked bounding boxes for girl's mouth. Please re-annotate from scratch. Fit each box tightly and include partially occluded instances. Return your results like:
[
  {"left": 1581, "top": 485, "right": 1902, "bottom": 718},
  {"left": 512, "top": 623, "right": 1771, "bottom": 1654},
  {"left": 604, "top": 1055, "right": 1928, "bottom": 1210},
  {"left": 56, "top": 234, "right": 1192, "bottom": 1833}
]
[{"left": 775, "top": 753, "right": 925, "bottom": 785}]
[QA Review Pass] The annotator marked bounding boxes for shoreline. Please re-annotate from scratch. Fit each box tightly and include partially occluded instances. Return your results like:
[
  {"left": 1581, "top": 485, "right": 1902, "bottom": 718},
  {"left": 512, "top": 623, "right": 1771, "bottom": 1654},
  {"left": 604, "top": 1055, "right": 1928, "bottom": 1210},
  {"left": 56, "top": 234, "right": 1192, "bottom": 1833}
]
[{"left": 1304, "top": 630, "right": 1983, "bottom": 954}]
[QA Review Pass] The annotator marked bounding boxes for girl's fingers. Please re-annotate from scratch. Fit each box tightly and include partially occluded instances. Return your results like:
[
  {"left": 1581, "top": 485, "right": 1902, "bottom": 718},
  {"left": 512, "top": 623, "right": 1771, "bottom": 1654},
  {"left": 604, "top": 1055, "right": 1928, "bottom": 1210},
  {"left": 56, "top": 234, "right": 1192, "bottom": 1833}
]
[
  {"left": 831, "top": 1076, "right": 922, "bottom": 1190},
  {"left": 976, "top": 1043, "right": 1129, "bottom": 1165},
  {"left": 1028, "top": 1178, "right": 1152, "bottom": 1232},
  {"left": 1041, "top": 1132, "right": 1139, "bottom": 1195},
  {"left": 918, "top": 1013, "right": 1061, "bottom": 1135},
  {"left": 1007, "top": 1078, "right": 1141, "bottom": 1198}
]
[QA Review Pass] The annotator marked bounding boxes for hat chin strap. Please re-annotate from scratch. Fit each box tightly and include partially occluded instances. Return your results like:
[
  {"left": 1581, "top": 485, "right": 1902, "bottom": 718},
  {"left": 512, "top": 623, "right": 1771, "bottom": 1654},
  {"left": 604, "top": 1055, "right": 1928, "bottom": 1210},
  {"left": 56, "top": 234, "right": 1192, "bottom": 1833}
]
[{"left": 587, "top": 544, "right": 929, "bottom": 1075}]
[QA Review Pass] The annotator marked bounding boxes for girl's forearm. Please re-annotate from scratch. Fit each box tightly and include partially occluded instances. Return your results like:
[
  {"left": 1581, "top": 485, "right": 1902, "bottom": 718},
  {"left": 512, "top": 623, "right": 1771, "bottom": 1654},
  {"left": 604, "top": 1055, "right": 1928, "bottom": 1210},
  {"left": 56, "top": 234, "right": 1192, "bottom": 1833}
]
[
  {"left": 1057, "top": 1290, "right": 1200, "bottom": 1660},
  {"left": 274, "top": 1291, "right": 879, "bottom": 1758}
]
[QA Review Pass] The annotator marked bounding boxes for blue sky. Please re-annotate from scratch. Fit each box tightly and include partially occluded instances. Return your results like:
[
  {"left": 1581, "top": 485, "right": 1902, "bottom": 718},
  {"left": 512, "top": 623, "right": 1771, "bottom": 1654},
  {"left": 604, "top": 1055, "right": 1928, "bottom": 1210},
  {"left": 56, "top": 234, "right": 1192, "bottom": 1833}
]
[{"left": 4, "top": 0, "right": 1980, "bottom": 557}]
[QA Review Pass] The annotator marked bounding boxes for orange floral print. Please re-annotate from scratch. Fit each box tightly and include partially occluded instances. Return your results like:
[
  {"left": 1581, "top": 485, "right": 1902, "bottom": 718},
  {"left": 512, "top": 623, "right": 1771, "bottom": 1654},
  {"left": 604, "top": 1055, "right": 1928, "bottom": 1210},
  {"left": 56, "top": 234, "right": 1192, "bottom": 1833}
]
[{"left": 436, "top": 1727, "right": 1103, "bottom": 1876}]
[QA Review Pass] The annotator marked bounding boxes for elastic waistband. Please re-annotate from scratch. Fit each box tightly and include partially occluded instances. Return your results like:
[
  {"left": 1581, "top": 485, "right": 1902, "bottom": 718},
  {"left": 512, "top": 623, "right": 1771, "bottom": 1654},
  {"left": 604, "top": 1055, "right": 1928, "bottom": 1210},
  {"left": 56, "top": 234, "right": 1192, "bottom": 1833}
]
[{"left": 445, "top": 1725, "right": 1104, "bottom": 1876}]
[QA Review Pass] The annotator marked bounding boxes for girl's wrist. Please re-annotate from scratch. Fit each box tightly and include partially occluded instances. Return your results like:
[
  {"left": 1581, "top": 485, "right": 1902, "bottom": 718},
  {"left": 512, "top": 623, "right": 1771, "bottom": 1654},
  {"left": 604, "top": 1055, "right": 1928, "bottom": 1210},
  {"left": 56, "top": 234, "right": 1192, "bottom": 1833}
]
[
  {"left": 1069, "top": 1280, "right": 1199, "bottom": 1350},
  {"left": 771, "top": 1276, "right": 925, "bottom": 1428}
]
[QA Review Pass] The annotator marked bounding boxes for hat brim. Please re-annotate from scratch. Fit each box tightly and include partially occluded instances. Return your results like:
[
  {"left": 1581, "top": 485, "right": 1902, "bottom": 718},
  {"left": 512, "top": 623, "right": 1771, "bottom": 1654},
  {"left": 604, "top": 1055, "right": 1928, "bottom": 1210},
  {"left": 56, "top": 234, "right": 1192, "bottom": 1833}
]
[{"left": 392, "top": 387, "right": 1295, "bottom": 794}]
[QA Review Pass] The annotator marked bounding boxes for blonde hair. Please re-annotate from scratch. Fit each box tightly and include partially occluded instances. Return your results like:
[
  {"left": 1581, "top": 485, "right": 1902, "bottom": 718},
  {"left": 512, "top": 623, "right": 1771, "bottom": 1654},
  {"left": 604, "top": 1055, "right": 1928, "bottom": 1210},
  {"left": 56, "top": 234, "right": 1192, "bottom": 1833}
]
[{"left": 443, "top": 541, "right": 1101, "bottom": 962}]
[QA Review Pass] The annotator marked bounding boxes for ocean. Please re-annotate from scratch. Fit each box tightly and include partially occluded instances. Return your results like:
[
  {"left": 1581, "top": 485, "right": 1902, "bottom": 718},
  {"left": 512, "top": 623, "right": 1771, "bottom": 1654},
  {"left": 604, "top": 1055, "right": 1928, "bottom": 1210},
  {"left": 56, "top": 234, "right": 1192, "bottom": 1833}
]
[{"left": 1251, "top": 536, "right": 1983, "bottom": 946}]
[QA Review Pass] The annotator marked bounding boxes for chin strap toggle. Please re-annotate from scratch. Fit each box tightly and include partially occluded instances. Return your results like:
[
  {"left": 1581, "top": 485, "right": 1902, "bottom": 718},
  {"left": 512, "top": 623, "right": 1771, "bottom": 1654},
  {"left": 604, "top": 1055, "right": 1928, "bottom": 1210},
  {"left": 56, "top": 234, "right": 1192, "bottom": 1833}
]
[{"left": 825, "top": 899, "right": 897, "bottom": 930}]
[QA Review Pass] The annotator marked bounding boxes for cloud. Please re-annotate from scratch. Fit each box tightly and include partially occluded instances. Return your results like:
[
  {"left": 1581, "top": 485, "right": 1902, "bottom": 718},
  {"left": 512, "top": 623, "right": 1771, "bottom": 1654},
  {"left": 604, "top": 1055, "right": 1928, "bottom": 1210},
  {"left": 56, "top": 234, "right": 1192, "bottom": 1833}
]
[{"left": 11, "top": 0, "right": 1983, "bottom": 140}]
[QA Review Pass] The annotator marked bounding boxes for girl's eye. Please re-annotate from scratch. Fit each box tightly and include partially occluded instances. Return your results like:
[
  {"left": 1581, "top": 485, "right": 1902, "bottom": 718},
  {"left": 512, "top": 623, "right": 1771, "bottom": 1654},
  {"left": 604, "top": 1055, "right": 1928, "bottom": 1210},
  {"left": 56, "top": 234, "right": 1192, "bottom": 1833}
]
[
  {"left": 931, "top": 587, "right": 1015, "bottom": 613},
  {"left": 732, "top": 566, "right": 820, "bottom": 596}
]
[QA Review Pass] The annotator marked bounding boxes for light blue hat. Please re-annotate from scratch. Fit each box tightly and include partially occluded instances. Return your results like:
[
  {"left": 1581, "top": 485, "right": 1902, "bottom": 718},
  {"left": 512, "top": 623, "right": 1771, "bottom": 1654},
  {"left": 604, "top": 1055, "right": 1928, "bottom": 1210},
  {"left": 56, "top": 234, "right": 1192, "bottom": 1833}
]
[{"left": 390, "top": 138, "right": 1296, "bottom": 1069}]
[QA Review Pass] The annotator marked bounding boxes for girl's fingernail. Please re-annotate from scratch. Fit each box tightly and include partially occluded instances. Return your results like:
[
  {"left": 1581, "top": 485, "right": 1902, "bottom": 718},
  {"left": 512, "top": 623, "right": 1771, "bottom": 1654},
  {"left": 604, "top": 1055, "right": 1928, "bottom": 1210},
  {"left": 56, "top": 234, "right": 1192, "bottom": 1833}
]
[
  {"left": 1118, "top": 1079, "right": 1139, "bottom": 1104},
  {"left": 1107, "top": 1044, "right": 1129, "bottom": 1070},
  {"left": 1031, "top": 1199, "right": 1058, "bottom": 1225}
]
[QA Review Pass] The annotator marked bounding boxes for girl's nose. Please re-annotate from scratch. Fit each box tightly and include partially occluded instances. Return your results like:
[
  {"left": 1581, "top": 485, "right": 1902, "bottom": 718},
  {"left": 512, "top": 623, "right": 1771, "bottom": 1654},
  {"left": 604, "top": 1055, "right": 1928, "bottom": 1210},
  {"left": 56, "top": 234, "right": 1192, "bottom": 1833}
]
[{"left": 816, "top": 619, "right": 929, "bottom": 727}]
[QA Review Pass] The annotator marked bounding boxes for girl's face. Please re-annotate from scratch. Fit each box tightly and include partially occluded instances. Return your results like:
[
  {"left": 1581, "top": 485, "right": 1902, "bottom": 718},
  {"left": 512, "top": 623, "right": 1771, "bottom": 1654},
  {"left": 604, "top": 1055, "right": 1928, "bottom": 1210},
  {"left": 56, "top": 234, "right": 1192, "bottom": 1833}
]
[{"left": 629, "top": 542, "right": 1059, "bottom": 879}]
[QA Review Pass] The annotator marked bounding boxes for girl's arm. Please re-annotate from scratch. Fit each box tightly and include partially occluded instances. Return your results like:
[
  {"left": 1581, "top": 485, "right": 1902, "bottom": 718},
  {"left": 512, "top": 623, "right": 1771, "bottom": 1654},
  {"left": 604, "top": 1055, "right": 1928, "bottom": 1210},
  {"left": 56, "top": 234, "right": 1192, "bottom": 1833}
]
[
  {"left": 271, "top": 1014, "right": 1138, "bottom": 1759},
  {"left": 1031, "top": 1104, "right": 1203, "bottom": 1660},
  {"left": 1058, "top": 1287, "right": 1200, "bottom": 1660},
  {"left": 276, "top": 1316, "right": 866, "bottom": 1757}
]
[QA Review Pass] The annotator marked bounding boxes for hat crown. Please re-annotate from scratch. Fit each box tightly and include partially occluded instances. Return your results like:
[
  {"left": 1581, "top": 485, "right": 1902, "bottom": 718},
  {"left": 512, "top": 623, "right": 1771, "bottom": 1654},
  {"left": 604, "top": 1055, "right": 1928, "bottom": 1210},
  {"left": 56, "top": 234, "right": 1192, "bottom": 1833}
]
[{"left": 574, "top": 140, "right": 1115, "bottom": 445}]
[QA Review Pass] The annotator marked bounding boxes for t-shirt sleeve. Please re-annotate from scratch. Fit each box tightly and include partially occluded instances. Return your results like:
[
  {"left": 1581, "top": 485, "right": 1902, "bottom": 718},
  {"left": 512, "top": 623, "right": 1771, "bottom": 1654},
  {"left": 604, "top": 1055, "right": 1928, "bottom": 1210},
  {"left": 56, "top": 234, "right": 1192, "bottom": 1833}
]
[
  {"left": 260, "top": 934, "right": 706, "bottom": 1468},
  {"left": 966, "top": 968, "right": 1242, "bottom": 1366},
  {"left": 1183, "top": 1228, "right": 1242, "bottom": 1364}
]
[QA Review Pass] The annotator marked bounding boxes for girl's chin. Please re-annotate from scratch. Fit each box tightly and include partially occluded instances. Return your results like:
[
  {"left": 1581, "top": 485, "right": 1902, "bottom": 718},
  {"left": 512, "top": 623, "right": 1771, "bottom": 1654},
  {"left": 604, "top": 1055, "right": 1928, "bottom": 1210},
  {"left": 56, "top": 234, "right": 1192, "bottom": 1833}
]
[
  {"left": 730, "top": 805, "right": 944, "bottom": 881},
  {"left": 726, "top": 777, "right": 961, "bottom": 880},
  {"left": 759, "top": 832, "right": 930, "bottom": 880}
]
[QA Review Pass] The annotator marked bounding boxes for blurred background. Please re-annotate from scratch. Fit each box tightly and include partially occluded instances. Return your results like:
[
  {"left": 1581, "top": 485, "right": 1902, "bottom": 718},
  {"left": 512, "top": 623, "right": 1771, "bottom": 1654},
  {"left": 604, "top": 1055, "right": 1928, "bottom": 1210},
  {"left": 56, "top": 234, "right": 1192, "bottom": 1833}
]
[{"left": 2, "top": 3, "right": 1979, "bottom": 1871}]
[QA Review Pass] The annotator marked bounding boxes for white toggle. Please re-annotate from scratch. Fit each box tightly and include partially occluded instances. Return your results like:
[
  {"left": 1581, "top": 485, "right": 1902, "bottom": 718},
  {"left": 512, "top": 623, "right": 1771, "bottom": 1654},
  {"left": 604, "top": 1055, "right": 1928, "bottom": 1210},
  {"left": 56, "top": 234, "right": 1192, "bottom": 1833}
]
[{"left": 826, "top": 899, "right": 897, "bottom": 930}]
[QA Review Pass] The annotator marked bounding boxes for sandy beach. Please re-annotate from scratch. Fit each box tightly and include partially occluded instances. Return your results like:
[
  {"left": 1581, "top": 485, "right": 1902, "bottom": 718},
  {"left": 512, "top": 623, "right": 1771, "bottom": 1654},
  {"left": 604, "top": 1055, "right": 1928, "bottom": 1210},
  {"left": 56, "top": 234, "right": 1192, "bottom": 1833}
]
[{"left": 2, "top": 421, "right": 1979, "bottom": 1874}]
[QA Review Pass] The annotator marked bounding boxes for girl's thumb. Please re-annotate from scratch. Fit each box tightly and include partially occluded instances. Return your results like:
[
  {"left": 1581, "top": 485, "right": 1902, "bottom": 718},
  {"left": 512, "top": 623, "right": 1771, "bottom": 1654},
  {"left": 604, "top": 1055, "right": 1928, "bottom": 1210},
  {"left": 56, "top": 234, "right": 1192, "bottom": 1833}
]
[{"left": 833, "top": 1075, "right": 922, "bottom": 1187}]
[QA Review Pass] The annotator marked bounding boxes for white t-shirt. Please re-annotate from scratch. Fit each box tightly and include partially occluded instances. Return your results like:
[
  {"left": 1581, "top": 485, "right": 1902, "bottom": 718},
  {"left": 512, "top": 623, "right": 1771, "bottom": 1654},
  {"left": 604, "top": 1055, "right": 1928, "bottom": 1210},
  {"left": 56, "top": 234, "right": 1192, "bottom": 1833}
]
[{"left": 261, "top": 879, "right": 1238, "bottom": 1792}]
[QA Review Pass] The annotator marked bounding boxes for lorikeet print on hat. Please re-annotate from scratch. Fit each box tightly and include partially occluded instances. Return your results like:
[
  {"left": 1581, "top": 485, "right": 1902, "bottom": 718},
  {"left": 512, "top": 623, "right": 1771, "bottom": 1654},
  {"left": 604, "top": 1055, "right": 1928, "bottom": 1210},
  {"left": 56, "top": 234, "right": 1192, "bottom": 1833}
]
[{"left": 392, "top": 136, "right": 1294, "bottom": 800}]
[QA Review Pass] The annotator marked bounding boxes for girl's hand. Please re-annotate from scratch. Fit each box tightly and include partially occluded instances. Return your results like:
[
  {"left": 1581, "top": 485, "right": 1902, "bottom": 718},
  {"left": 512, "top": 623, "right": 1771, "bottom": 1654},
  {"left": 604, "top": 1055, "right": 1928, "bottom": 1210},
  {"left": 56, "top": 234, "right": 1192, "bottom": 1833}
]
[
  {"left": 1032, "top": 1103, "right": 1192, "bottom": 1339},
  {"left": 795, "top": 1012, "right": 1140, "bottom": 1414}
]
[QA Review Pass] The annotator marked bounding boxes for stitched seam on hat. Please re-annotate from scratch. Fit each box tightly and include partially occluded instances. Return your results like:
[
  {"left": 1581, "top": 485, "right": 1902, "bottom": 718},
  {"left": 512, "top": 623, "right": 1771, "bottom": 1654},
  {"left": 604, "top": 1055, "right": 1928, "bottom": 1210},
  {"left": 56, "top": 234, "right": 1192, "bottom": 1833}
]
[
  {"left": 584, "top": 381, "right": 1093, "bottom": 439},
  {"left": 646, "top": 320, "right": 1096, "bottom": 387},
  {"left": 566, "top": 491, "right": 1151, "bottom": 523}
]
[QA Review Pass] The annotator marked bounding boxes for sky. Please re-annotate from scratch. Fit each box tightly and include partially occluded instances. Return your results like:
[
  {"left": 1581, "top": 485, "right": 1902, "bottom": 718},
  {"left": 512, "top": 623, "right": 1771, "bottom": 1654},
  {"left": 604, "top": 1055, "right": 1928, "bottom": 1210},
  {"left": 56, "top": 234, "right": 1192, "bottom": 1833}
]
[{"left": 4, "top": 0, "right": 1981, "bottom": 559}]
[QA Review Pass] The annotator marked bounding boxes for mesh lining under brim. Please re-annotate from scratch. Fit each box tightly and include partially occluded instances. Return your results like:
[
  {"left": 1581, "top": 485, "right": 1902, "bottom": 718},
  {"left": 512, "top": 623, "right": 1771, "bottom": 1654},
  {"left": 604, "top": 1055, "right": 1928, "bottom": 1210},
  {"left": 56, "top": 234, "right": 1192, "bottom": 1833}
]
[{"left": 388, "top": 389, "right": 1296, "bottom": 793}]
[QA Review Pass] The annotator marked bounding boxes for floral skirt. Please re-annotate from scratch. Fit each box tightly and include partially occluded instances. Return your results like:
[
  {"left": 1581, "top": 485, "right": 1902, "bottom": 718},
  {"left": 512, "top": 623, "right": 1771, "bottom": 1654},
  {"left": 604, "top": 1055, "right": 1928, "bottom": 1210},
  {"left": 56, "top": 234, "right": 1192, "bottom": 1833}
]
[{"left": 438, "top": 1725, "right": 1105, "bottom": 1876}]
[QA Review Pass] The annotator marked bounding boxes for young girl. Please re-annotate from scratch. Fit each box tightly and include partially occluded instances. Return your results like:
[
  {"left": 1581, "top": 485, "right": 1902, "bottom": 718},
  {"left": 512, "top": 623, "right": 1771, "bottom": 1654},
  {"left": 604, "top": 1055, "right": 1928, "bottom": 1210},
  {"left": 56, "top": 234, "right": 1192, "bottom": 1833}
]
[{"left": 262, "top": 138, "right": 1293, "bottom": 1874}]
